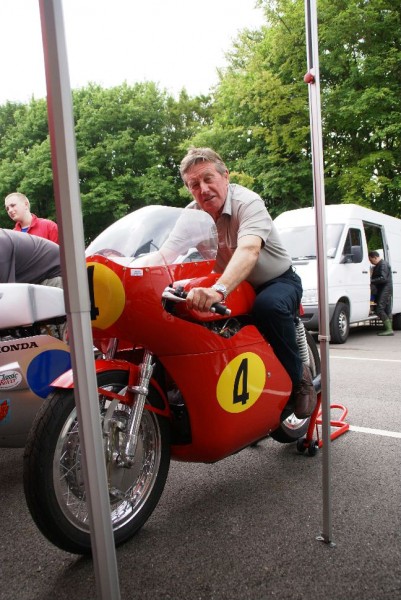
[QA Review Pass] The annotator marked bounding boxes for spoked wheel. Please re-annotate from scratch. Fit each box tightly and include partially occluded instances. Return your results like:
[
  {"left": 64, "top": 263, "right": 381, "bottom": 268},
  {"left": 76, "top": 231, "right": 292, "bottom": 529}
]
[
  {"left": 23, "top": 370, "right": 170, "bottom": 555},
  {"left": 270, "top": 329, "right": 320, "bottom": 444}
]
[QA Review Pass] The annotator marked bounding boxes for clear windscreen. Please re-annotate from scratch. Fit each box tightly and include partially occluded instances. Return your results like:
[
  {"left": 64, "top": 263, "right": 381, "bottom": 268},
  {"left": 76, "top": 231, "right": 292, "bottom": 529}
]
[{"left": 85, "top": 205, "right": 218, "bottom": 267}]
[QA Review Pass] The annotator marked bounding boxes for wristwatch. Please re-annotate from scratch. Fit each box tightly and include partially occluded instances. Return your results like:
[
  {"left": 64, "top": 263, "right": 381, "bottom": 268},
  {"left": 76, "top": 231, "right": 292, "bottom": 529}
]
[{"left": 211, "top": 283, "right": 228, "bottom": 301}]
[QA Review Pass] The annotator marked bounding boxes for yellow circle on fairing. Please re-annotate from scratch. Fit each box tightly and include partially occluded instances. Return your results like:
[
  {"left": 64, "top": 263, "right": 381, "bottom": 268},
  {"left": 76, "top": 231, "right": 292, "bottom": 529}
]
[
  {"left": 87, "top": 262, "right": 125, "bottom": 329},
  {"left": 216, "top": 352, "right": 266, "bottom": 413}
]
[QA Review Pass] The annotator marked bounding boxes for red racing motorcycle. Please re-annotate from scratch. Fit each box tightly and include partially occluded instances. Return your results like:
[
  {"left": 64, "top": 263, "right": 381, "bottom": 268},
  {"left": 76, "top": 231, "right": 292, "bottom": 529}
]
[{"left": 23, "top": 205, "right": 321, "bottom": 555}]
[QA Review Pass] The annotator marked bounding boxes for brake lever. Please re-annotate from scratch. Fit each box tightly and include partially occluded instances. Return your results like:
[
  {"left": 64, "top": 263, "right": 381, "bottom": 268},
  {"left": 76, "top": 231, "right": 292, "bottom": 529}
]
[{"left": 161, "top": 288, "right": 187, "bottom": 303}]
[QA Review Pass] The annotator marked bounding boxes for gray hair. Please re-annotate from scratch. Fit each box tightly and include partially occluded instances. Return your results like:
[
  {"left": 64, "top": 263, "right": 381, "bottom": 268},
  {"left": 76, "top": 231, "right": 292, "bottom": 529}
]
[{"left": 179, "top": 147, "right": 228, "bottom": 180}]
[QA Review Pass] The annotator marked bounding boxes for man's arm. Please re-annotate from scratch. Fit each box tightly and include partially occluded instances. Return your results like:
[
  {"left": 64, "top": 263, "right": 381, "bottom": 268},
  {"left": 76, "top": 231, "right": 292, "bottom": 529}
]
[
  {"left": 185, "top": 234, "right": 262, "bottom": 312},
  {"left": 371, "top": 261, "right": 391, "bottom": 285}
]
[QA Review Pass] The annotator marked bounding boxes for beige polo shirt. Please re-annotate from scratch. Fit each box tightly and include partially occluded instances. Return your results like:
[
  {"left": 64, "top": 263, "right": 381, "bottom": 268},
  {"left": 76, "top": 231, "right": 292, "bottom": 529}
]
[{"left": 188, "top": 184, "right": 292, "bottom": 289}]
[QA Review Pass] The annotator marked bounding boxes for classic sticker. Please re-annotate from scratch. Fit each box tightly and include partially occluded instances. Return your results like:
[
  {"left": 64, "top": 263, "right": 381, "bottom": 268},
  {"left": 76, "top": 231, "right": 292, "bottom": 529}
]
[
  {"left": 0, "top": 370, "right": 22, "bottom": 389},
  {"left": 216, "top": 352, "right": 266, "bottom": 413}
]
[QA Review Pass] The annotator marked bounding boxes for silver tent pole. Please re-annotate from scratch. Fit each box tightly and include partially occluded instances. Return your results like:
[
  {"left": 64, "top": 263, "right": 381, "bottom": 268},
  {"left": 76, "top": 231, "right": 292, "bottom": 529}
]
[
  {"left": 38, "top": 0, "right": 122, "bottom": 595},
  {"left": 304, "top": 0, "right": 334, "bottom": 545}
]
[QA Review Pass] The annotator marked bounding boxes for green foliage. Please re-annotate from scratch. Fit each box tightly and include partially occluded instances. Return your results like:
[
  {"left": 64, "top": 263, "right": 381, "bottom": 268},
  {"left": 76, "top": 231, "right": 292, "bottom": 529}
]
[
  {"left": 0, "top": 83, "right": 213, "bottom": 241},
  {"left": 317, "top": 0, "right": 401, "bottom": 216},
  {"left": 0, "top": 99, "right": 54, "bottom": 225},
  {"left": 185, "top": 0, "right": 401, "bottom": 218},
  {"left": 185, "top": 7, "right": 314, "bottom": 217}
]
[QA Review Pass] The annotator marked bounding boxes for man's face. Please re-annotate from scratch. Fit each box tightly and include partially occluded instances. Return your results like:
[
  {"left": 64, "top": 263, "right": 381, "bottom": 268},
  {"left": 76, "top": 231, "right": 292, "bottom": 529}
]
[
  {"left": 184, "top": 161, "right": 229, "bottom": 220},
  {"left": 5, "top": 196, "right": 27, "bottom": 223}
]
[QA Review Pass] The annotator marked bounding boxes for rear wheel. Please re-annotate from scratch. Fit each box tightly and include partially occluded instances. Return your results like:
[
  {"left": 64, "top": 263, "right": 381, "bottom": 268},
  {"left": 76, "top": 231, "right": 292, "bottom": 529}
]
[
  {"left": 270, "top": 329, "right": 320, "bottom": 444},
  {"left": 23, "top": 370, "right": 170, "bottom": 555}
]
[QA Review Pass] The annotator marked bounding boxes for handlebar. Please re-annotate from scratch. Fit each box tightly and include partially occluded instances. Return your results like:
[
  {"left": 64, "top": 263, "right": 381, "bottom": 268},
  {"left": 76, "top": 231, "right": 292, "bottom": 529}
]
[{"left": 162, "top": 286, "right": 231, "bottom": 317}]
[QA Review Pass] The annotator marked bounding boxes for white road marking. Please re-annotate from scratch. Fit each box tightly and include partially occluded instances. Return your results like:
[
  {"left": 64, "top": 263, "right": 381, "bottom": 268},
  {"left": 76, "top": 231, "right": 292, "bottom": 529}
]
[
  {"left": 320, "top": 355, "right": 401, "bottom": 438},
  {"left": 349, "top": 425, "right": 401, "bottom": 439},
  {"left": 331, "top": 356, "right": 401, "bottom": 363}
]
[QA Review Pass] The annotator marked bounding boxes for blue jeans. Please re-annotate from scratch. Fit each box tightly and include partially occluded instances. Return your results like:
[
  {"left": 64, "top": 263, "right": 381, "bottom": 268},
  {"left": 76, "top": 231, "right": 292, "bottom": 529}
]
[{"left": 252, "top": 267, "right": 303, "bottom": 384}]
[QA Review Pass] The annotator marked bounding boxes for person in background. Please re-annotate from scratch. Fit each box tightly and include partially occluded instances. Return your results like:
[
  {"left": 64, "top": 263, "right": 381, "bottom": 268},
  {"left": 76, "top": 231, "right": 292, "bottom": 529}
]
[
  {"left": 0, "top": 229, "right": 62, "bottom": 288},
  {"left": 368, "top": 250, "right": 393, "bottom": 336},
  {"left": 179, "top": 147, "right": 317, "bottom": 419},
  {"left": 4, "top": 192, "right": 59, "bottom": 244}
]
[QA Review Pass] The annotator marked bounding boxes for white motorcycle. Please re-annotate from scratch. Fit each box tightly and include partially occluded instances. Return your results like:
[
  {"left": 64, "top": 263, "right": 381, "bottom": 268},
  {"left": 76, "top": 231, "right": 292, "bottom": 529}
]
[{"left": 0, "top": 283, "right": 70, "bottom": 447}]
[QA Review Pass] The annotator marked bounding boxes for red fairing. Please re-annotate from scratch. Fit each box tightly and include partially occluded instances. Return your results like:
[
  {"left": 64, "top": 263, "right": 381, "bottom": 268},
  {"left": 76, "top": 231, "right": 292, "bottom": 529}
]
[{"left": 84, "top": 253, "right": 293, "bottom": 462}]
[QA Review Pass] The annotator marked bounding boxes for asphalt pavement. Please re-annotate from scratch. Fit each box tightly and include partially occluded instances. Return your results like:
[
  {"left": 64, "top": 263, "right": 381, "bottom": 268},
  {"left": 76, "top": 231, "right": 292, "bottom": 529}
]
[{"left": 1, "top": 324, "right": 400, "bottom": 600}]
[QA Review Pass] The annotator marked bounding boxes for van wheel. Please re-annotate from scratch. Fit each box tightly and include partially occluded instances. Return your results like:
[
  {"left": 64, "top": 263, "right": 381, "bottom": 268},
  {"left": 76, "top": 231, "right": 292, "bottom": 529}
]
[
  {"left": 330, "top": 302, "right": 350, "bottom": 344},
  {"left": 392, "top": 314, "right": 401, "bottom": 331}
]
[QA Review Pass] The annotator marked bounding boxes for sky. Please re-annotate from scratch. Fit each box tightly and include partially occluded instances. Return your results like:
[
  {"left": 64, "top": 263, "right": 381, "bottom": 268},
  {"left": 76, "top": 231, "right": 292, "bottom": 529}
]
[{"left": 0, "top": 0, "right": 265, "bottom": 105}]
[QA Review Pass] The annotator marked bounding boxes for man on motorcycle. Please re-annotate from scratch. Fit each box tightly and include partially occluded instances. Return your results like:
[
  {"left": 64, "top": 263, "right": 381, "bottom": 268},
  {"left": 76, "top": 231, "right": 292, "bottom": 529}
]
[
  {"left": 0, "top": 229, "right": 62, "bottom": 288},
  {"left": 179, "top": 147, "right": 316, "bottom": 419}
]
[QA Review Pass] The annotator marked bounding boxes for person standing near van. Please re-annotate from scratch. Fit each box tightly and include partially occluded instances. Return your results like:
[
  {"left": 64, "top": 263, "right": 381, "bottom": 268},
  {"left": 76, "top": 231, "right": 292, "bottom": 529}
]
[
  {"left": 4, "top": 192, "right": 59, "bottom": 244},
  {"left": 368, "top": 251, "right": 393, "bottom": 336}
]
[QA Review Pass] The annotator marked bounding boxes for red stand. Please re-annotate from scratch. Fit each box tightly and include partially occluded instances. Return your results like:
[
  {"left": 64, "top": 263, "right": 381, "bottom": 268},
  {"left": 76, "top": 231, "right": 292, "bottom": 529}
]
[{"left": 298, "top": 394, "right": 349, "bottom": 455}]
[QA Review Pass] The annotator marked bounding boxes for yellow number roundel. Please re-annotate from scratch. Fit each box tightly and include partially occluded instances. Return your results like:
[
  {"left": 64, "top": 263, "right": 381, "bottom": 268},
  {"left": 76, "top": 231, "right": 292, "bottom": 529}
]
[
  {"left": 216, "top": 352, "right": 266, "bottom": 413},
  {"left": 87, "top": 262, "right": 125, "bottom": 329}
]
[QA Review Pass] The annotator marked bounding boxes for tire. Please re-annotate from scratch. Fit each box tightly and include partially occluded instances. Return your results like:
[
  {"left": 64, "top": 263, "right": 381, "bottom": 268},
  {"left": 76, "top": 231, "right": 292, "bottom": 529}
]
[
  {"left": 329, "top": 301, "right": 350, "bottom": 344},
  {"left": 270, "top": 329, "right": 321, "bottom": 444},
  {"left": 23, "top": 370, "right": 170, "bottom": 555}
]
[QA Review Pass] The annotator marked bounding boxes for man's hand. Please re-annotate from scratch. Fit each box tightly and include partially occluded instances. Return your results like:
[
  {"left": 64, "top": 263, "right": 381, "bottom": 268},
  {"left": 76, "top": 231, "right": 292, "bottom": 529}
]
[{"left": 186, "top": 287, "right": 223, "bottom": 312}]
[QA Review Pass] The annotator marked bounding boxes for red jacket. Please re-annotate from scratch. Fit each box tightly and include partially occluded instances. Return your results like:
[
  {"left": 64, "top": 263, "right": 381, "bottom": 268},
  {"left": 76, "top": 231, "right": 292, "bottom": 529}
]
[{"left": 14, "top": 213, "right": 59, "bottom": 244}]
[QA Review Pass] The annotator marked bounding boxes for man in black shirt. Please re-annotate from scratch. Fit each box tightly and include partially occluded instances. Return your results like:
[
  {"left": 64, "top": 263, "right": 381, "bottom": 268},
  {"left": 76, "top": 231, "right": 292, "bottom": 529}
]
[
  {"left": 368, "top": 250, "right": 393, "bottom": 336},
  {"left": 0, "top": 229, "right": 62, "bottom": 288}
]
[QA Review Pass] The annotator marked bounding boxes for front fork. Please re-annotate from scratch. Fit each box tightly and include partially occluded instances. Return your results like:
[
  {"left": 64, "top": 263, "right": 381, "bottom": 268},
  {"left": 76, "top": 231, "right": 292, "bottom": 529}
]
[{"left": 102, "top": 341, "right": 155, "bottom": 469}]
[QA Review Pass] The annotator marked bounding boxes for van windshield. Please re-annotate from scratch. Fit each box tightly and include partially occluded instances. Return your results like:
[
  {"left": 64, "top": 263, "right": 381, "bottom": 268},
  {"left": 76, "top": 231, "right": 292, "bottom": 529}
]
[{"left": 277, "top": 224, "right": 344, "bottom": 260}]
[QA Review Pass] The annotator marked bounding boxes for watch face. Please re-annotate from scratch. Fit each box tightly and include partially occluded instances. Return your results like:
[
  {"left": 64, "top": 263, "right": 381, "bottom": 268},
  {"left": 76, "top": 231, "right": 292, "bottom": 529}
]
[{"left": 213, "top": 284, "right": 227, "bottom": 299}]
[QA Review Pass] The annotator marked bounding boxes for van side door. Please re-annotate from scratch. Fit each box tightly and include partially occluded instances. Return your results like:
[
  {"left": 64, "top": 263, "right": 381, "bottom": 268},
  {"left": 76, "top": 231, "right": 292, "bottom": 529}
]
[{"left": 340, "top": 227, "right": 370, "bottom": 321}]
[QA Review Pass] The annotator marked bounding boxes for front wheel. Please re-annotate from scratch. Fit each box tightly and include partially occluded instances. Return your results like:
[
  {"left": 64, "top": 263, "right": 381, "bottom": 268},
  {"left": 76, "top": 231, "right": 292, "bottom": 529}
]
[
  {"left": 23, "top": 370, "right": 170, "bottom": 555},
  {"left": 270, "top": 329, "right": 320, "bottom": 444}
]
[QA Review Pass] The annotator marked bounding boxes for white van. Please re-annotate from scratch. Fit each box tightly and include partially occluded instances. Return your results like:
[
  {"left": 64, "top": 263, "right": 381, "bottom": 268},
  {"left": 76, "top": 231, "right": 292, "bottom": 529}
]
[{"left": 274, "top": 204, "right": 401, "bottom": 343}]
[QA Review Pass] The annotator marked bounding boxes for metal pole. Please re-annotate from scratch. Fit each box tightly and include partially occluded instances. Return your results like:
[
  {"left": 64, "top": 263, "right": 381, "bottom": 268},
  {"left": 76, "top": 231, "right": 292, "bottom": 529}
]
[
  {"left": 38, "top": 0, "right": 122, "bottom": 595},
  {"left": 304, "top": 0, "right": 335, "bottom": 546}
]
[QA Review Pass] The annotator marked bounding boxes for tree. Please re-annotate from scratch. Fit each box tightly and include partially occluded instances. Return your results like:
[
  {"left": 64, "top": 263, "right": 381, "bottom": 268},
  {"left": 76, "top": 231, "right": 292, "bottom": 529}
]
[
  {"left": 0, "top": 83, "right": 214, "bottom": 241},
  {"left": 72, "top": 83, "right": 176, "bottom": 241},
  {"left": 186, "top": 0, "right": 401, "bottom": 218},
  {"left": 0, "top": 99, "right": 55, "bottom": 226},
  {"left": 317, "top": 0, "right": 401, "bottom": 216},
  {"left": 185, "top": 7, "right": 313, "bottom": 217},
  {"left": 1, "top": 1, "right": 400, "bottom": 236}
]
